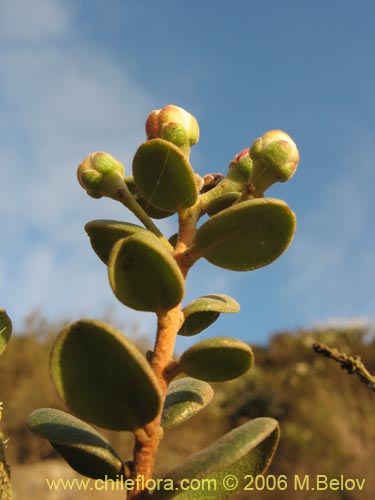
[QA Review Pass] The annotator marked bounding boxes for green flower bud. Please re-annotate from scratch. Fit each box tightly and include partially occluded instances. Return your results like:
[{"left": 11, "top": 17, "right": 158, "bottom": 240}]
[
  {"left": 248, "top": 130, "right": 299, "bottom": 196},
  {"left": 145, "top": 105, "right": 199, "bottom": 155},
  {"left": 226, "top": 148, "right": 253, "bottom": 185},
  {"left": 77, "top": 152, "right": 125, "bottom": 200},
  {"left": 198, "top": 150, "right": 252, "bottom": 216}
]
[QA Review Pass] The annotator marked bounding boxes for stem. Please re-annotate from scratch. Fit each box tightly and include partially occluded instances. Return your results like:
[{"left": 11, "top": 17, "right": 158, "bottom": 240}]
[
  {"left": 175, "top": 172, "right": 249, "bottom": 255},
  {"left": 197, "top": 176, "right": 244, "bottom": 212},
  {"left": 312, "top": 343, "right": 375, "bottom": 393},
  {"left": 126, "top": 173, "right": 249, "bottom": 496},
  {"left": 117, "top": 183, "right": 173, "bottom": 252},
  {"left": 0, "top": 404, "right": 13, "bottom": 500},
  {"left": 129, "top": 305, "right": 184, "bottom": 499},
  {"left": 175, "top": 206, "right": 200, "bottom": 254},
  {"left": 128, "top": 214, "right": 196, "bottom": 499}
]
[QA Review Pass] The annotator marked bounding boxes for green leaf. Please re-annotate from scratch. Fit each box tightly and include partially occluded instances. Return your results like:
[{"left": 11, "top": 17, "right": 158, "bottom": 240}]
[
  {"left": 195, "top": 198, "right": 296, "bottom": 271},
  {"left": 0, "top": 308, "right": 12, "bottom": 356},
  {"left": 206, "top": 192, "right": 240, "bottom": 216},
  {"left": 50, "top": 319, "right": 161, "bottom": 431},
  {"left": 133, "top": 139, "right": 198, "bottom": 212},
  {"left": 178, "top": 294, "right": 240, "bottom": 337},
  {"left": 85, "top": 219, "right": 147, "bottom": 264},
  {"left": 125, "top": 176, "right": 174, "bottom": 219},
  {"left": 161, "top": 378, "right": 214, "bottom": 429},
  {"left": 27, "top": 408, "right": 124, "bottom": 480},
  {"left": 179, "top": 337, "right": 253, "bottom": 382},
  {"left": 168, "top": 233, "right": 178, "bottom": 248},
  {"left": 152, "top": 418, "right": 279, "bottom": 499},
  {"left": 108, "top": 232, "right": 185, "bottom": 312},
  {"left": 137, "top": 197, "right": 175, "bottom": 219}
]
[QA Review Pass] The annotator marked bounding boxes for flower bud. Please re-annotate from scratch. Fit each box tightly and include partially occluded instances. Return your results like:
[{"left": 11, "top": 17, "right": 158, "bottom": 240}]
[
  {"left": 145, "top": 104, "right": 199, "bottom": 155},
  {"left": 248, "top": 130, "right": 299, "bottom": 196},
  {"left": 77, "top": 152, "right": 125, "bottom": 200},
  {"left": 226, "top": 148, "right": 253, "bottom": 185},
  {"left": 198, "top": 149, "right": 252, "bottom": 214}
]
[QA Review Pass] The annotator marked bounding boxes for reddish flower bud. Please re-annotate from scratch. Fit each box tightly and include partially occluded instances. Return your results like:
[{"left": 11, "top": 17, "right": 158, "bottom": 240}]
[
  {"left": 145, "top": 105, "right": 199, "bottom": 155},
  {"left": 226, "top": 148, "right": 253, "bottom": 185}
]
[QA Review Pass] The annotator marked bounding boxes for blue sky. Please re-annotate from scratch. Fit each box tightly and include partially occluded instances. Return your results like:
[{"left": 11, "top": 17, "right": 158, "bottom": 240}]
[{"left": 0, "top": 0, "right": 374, "bottom": 348}]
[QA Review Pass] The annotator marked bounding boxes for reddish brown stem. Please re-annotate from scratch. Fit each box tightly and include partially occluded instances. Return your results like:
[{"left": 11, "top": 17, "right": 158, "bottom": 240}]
[
  {"left": 175, "top": 206, "right": 200, "bottom": 254},
  {"left": 128, "top": 267, "right": 190, "bottom": 496},
  {"left": 128, "top": 305, "right": 183, "bottom": 499},
  {"left": 127, "top": 207, "right": 197, "bottom": 499}
]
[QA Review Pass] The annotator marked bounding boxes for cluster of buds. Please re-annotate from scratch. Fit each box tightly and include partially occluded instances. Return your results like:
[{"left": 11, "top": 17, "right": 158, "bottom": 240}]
[
  {"left": 203, "top": 131, "right": 299, "bottom": 210},
  {"left": 77, "top": 152, "right": 125, "bottom": 200},
  {"left": 76, "top": 108, "right": 299, "bottom": 212},
  {"left": 145, "top": 104, "right": 200, "bottom": 156}
]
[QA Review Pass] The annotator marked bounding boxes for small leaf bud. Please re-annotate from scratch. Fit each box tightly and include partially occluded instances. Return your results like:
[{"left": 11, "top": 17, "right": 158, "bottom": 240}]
[{"left": 77, "top": 152, "right": 125, "bottom": 200}]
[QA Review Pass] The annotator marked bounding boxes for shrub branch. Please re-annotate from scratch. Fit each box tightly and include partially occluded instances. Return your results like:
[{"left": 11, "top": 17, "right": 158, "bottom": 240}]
[{"left": 312, "top": 342, "right": 375, "bottom": 393}]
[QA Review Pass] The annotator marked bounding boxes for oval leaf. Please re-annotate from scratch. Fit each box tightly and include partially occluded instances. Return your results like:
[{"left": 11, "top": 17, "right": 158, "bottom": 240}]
[
  {"left": 50, "top": 319, "right": 161, "bottom": 431},
  {"left": 206, "top": 192, "right": 240, "bottom": 216},
  {"left": 125, "top": 176, "right": 174, "bottom": 219},
  {"left": 0, "top": 308, "right": 12, "bottom": 356},
  {"left": 152, "top": 418, "right": 279, "bottom": 499},
  {"left": 179, "top": 337, "right": 253, "bottom": 382},
  {"left": 178, "top": 294, "right": 240, "bottom": 337},
  {"left": 133, "top": 139, "right": 198, "bottom": 212},
  {"left": 85, "top": 219, "right": 147, "bottom": 264},
  {"left": 108, "top": 232, "right": 185, "bottom": 312},
  {"left": 195, "top": 198, "right": 296, "bottom": 271},
  {"left": 161, "top": 378, "right": 214, "bottom": 429},
  {"left": 28, "top": 408, "right": 124, "bottom": 480},
  {"left": 137, "top": 196, "right": 175, "bottom": 219}
]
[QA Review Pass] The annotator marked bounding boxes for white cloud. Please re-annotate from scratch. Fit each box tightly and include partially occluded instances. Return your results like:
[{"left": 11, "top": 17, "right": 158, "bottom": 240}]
[
  {"left": 0, "top": 0, "right": 162, "bottom": 332},
  {"left": 0, "top": 0, "right": 70, "bottom": 43},
  {"left": 0, "top": 0, "right": 237, "bottom": 336},
  {"left": 1, "top": 0, "right": 373, "bottom": 344}
]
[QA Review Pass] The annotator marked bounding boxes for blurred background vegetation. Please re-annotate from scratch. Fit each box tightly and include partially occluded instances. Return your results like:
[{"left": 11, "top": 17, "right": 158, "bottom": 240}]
[{"left": 1, "top": 312, "right": 374, "bottom": 499}]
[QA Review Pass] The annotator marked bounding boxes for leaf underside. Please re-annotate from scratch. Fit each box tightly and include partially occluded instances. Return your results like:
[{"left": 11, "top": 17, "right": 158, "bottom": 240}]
[
  {"left": 179, "top": 294, "right": 240, "bottom": 337},
  {"left": 27, "top": 408, "right": 123, "bottom": 479},
  {"left": 162, "top": 377, "right": 214, "bottom": 429},
  {"left": 152, "top": 418, "right": 280, "bottom": 499},
  {"left": 85, "top": 219, "right": 147, "bottom": 264}
]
